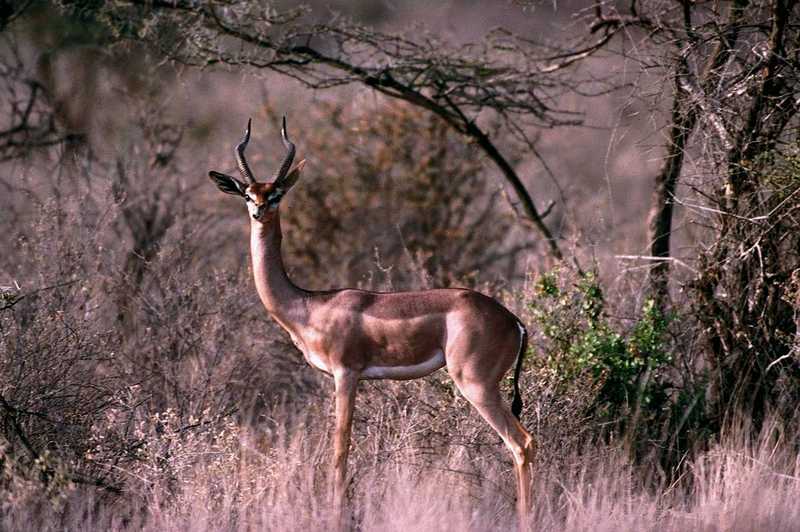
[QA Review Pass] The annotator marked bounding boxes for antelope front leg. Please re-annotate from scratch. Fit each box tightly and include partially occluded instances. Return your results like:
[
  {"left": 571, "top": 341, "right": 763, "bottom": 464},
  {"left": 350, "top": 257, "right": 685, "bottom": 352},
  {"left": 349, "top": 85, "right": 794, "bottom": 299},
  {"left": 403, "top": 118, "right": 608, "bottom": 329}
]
[{"left": 332, "top": 369, "right": 358, "bottom": 529}]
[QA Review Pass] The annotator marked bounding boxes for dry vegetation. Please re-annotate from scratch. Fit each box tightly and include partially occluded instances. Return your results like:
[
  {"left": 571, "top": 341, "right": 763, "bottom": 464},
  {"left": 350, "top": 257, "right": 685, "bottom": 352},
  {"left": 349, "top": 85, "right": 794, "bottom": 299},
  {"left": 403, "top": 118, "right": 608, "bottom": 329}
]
[{"left": 1, "top": 1, "right": 800, "bottom": 530}]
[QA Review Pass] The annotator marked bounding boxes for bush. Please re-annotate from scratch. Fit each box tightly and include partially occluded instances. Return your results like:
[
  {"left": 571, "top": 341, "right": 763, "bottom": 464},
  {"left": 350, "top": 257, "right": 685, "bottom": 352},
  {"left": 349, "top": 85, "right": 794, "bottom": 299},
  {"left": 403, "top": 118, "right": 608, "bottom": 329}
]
[
  {"left": 272, "top": 100, "right": 528, "bottom": 290},
  {"left": 527, "top": 268, "right": 671, "bottom": 436}
]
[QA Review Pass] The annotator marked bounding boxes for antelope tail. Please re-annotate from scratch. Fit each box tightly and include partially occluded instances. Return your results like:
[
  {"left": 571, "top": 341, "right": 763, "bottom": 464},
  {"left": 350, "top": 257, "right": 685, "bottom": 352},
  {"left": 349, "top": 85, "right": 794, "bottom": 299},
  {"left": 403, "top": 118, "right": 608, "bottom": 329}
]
[{"left": 510, "top": 320, "right": 528, "bottom": 420}]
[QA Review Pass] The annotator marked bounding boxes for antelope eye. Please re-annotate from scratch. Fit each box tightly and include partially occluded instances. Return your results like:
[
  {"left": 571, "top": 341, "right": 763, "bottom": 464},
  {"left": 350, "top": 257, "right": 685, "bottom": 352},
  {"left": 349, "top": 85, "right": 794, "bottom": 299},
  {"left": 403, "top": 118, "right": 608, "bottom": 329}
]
[{"left": 244, "top": 194, "right": 253, "bottom": 202}]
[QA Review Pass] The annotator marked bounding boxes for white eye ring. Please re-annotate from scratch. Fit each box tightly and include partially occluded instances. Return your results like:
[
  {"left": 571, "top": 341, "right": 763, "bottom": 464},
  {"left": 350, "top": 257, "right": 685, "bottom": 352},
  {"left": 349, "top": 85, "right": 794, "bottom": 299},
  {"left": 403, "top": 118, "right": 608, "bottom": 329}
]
[{"left": 244, "top": 195, "right": 253, "bottom": 202}]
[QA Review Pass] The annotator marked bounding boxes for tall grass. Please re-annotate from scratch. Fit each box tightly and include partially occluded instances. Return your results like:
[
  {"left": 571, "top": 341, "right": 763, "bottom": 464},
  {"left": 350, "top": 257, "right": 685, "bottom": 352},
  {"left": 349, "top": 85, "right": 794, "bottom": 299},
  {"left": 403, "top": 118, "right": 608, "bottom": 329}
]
[{"left": 2, "top": 407, "right": 799, "bottom": 531}]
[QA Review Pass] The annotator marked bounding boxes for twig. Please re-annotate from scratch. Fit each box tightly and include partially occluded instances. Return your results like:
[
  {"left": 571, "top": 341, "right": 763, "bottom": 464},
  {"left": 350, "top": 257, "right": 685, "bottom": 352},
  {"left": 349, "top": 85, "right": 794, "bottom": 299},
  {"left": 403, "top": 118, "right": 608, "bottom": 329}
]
[
  {"left": 0, "top": 394, "right": 122, "bottom": 494},
  {"left": 0, "top": 279, "right": 81, "bottom": 311},
  {"left": 670, "top": 195, "right": 767, "bottom": 224},
  {"left": 615, "top": 254, "right": 698, "bottom": 274}
]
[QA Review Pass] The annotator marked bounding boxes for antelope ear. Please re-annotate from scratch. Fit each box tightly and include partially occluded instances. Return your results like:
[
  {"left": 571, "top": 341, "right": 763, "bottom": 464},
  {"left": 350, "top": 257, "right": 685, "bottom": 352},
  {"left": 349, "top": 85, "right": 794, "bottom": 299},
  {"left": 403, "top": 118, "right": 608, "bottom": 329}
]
[
  {"left": 209, "top": 171, "right": 247, "bottom": 197},
  {"left": 268, "top": 159, "right": 306, "bottom": 204}
]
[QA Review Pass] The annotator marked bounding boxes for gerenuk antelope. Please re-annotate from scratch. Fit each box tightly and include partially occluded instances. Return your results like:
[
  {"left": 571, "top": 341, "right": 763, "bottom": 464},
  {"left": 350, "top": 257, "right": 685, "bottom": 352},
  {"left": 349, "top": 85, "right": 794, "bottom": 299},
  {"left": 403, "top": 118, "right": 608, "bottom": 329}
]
[{"left": 209, "top": 117, "right": 536, "bottom": 528}]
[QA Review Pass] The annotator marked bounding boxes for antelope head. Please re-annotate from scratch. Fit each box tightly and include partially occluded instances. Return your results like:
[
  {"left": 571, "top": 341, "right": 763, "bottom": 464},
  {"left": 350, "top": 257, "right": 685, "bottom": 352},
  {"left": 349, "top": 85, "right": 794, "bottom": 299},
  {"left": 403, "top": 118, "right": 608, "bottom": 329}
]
[{"left": 209, "top": 116, "right": 306, "bottom": 222}]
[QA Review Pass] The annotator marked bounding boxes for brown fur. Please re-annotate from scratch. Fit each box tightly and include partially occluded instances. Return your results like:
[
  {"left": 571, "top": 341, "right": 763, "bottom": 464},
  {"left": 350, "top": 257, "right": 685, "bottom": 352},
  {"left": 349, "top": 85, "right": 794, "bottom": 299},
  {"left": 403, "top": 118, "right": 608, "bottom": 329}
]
[{"left": 213, "top": 143, "right": 535, "bottom": 530}]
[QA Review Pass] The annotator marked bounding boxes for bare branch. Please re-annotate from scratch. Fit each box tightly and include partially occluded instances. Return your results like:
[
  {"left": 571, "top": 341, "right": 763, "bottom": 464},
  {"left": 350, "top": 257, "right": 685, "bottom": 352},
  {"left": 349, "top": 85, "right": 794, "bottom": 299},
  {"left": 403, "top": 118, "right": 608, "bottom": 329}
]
[
  {"left": 676, "top": 72, "right": 734, "bottom": 151},
  {"left": 94, "top": 1, "right": 579, "bottom": 259}
]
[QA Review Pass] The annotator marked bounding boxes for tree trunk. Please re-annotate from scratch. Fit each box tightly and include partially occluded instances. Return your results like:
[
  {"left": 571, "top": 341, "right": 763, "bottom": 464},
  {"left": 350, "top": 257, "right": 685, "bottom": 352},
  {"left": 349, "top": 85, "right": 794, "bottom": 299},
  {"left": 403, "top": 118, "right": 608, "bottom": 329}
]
[{"left": 646, "top": 83, "right": 696, "bottom": 311}]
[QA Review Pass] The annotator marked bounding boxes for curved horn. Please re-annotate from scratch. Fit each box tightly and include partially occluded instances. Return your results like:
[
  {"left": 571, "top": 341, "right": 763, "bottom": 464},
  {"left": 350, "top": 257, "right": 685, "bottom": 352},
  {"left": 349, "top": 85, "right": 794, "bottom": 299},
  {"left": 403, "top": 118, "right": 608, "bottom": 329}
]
[
  {"left": 273, "top": 115, "right": 296, "bottom": 184},
  {"left": 235, "top": 118, "right": 256, "bottom": 184}
]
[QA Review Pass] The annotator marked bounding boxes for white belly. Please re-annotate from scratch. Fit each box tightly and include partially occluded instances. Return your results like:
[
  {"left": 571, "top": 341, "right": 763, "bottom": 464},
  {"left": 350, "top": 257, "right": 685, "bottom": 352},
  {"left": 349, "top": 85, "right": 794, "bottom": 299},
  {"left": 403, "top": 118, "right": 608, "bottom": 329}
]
[{"left": 361, "top": 350, "right": 446, "bottom": 380}]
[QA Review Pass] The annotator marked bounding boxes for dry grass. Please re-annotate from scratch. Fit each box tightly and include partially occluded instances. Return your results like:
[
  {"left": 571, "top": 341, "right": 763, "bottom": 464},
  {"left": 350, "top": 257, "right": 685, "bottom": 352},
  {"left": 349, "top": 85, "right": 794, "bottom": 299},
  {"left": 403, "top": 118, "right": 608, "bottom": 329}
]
[{"left": 2, "top": 406, "right": 799, "bottom": 532}]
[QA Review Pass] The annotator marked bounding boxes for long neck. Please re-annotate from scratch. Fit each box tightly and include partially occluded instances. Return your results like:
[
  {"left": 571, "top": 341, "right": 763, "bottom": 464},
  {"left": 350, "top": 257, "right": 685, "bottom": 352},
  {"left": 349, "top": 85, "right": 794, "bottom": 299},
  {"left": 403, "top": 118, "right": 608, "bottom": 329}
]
[{"left": 250, "top": 212, "right": 305, "bottom": 328}]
